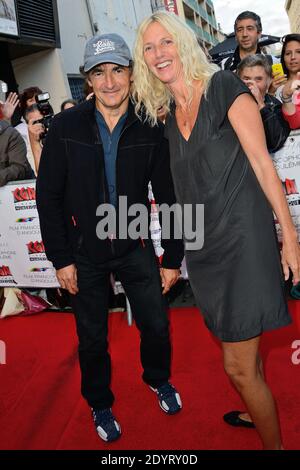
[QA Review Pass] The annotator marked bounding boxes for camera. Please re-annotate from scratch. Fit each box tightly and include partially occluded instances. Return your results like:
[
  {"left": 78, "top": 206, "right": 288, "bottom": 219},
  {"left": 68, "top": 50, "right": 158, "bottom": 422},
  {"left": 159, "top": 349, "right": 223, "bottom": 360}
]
[{"left": 35, "top": 92, "right": 54, "bottom": 144}]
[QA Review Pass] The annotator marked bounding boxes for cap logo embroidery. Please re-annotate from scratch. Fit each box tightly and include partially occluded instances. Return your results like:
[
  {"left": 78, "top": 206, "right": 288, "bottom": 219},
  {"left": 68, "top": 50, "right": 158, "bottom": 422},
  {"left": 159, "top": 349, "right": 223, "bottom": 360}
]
[{"left": 93, "top": 39, "right": 115, "bottom": 55}]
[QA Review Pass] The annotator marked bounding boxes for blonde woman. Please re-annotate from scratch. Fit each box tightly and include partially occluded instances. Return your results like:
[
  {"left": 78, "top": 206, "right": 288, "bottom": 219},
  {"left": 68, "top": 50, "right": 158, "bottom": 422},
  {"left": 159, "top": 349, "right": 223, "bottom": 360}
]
[{"left": 132, "top": 11, "right": 300, "bottom": 450}]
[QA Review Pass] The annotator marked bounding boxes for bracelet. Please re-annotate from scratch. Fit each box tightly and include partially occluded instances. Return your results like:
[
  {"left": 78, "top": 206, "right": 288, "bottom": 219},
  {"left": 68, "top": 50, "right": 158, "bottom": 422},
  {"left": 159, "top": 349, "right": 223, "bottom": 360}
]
[{"left": 280, "top": 91, "right": 293, "bottom": 103}]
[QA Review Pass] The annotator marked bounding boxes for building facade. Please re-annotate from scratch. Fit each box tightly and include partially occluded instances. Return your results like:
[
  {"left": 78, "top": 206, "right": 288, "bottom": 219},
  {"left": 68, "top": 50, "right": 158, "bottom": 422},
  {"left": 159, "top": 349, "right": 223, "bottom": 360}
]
[
  {"left": 179, "top": 0, "right": 222, "bottom": 49},
  {"left": 285, "top": 0, "right": 300, "bottom": 33},
  {"left": 0, "top": 0, "right": 224, "bottom": 115},
  {"left": 57, "top": 0, "right": 154, "bottom": 103},
  {"left": 151, "top": 0, "right": 223, "bottom": 50},
  {"left": 58, "top": 0, "right": 223, "bottom": 104},
  {"left": 0, "top": 0, "right": 155, "bottom": 113},
  {"left": 0, "top": 0, "right": 65, "bottom": 114}
]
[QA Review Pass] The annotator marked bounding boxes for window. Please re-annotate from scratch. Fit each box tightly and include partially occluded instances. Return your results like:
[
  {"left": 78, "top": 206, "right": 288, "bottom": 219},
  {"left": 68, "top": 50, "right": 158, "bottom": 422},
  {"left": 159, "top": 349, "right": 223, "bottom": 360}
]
[{"left": 68, "top": 76, "right": 85, "bottom": 102}]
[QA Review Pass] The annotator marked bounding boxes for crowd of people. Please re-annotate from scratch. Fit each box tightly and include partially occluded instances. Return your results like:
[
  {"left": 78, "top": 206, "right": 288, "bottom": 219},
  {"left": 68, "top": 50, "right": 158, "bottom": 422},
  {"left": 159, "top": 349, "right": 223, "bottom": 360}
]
[
  {"left": 0, "top": 87, "right": 78, "bottom": 181},
  {"left": 1, "top": 9, "right": 300, "bottom": 450}
]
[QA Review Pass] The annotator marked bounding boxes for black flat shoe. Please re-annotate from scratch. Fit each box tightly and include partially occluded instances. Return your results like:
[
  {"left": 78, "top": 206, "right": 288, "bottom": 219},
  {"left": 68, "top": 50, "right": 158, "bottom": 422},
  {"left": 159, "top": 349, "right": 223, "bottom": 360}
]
[{"left": 223, "top": 410, "right": 255, "bottom": 428}]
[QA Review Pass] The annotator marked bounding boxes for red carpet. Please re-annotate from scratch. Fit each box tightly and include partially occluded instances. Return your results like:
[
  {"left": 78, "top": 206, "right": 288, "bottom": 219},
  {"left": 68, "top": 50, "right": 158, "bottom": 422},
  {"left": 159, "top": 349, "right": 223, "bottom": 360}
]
[{"left": 0, "top": 304, "right": 299, "bottom": 450}]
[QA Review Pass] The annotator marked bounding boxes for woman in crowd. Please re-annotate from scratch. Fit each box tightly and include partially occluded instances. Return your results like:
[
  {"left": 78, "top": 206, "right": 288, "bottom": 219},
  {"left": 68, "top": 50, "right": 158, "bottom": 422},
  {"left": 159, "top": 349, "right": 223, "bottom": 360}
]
[
  {"left": 15, "top": 87, "right": 43, "bottom": 175},
  {"left": 280, "top": 70, "right": 300, "bottom": 129},
  {"left": 18, "top": 86, "right": 43, "bottom": 120},
  {"left": 275, "top": 33, "right": 300, "bottom": 106},
  {"left": 132, "top": 11, "right": 300, "bottom": 450},
  {"left": 278, "top": 36, "right": 300, "bottom": 304}
]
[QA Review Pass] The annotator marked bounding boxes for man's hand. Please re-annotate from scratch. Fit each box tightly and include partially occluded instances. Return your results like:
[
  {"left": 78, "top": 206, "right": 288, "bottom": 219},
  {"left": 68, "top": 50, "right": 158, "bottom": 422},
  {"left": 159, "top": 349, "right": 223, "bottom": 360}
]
[
  {"left": 0, "top": 92, "right": 19, "bottom": 121},
  {"left": 85, "top": 92, "right": 94, "bottom": 101},
  {"left": 160, "top": 268, "right": 181, "bottom": 294},
  {"left": 28, "top": 117, "right": 44, "bottom": 142},
  {"left": 56, "top": 264, "right": 78, "bottom": 295},
  {"left": 244, "top": 80, "right": 265, "bottom": 110}
]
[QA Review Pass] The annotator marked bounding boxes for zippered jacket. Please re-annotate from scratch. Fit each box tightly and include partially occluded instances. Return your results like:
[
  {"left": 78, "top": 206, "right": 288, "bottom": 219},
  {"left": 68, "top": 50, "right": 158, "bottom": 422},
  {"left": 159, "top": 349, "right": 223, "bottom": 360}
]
[
  {"left": 220, "top": 45, "right": 278, "bottom": 72},
  {"left": 261, "top": 94, "right": 290, "bottom": 153},
  {"left": 36, "top": 98, "right": 184, "bottom": 270}
]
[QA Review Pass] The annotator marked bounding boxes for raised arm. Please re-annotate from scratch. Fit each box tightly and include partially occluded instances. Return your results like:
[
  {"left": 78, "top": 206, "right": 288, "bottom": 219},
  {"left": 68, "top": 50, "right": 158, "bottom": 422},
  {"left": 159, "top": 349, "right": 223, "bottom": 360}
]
[{"left": 281, "top": 72, "right": 300, "bottom": 129}]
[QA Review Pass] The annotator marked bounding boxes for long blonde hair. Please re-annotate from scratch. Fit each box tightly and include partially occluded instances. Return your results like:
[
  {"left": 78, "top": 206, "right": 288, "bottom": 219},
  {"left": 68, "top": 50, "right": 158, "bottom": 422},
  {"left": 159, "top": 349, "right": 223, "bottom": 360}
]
[{"left": 132, "top": 11, "right": 219, "bottom": 126}]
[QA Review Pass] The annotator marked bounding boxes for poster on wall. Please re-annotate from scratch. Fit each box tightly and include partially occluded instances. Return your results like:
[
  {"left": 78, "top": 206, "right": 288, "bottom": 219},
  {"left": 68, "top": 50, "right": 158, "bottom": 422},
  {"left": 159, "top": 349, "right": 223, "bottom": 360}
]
[
  {"left": 0, "top": 180, "right": 59, "bottom": 288},
  {"left": 0, "top": 0, "right": 18, "bottom": 37},
  {"left": 272, "top": 130, "right": 300, "bottom": 242},
  {"left": 164, "top": 0, "right": 178, "bottom": 15}
]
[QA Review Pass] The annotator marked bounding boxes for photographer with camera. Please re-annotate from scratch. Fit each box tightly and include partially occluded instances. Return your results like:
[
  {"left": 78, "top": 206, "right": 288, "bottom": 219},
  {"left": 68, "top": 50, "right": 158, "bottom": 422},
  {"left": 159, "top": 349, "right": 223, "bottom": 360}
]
[
  {"left": 35, "top": 92, "right": 54, "bottom": 145},
  {"left": 15, "top": 89, "right": 54, "bottom": 175},
  {"left": 23, "top": 104, "right": 44, "bottom": 174},
  {"left": 16, "top": 87, "right": 54, "bottom": 175},
  {"left": 15, "top": 87, "right": 42, "bottom": 170}
]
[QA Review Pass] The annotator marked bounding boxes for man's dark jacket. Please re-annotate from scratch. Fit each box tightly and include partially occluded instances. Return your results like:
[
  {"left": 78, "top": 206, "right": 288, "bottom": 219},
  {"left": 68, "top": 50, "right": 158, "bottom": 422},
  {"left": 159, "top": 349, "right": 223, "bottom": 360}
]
[
  {"left": 221, "top": 45, "right": 274, "bottom": 72},
  {"left": 261, "top": 94, "right": 290, "bottom": 153},
  {"left": 36, "top": 98, "right": 184, "bottom": 270}
]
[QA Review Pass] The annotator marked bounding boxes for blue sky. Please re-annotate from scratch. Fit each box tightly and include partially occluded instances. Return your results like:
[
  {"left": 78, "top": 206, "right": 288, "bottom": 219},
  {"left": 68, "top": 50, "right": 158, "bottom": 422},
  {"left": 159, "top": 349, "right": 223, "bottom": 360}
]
[{"left": 213, "top": 0, "right": 290, "bottom": 37}]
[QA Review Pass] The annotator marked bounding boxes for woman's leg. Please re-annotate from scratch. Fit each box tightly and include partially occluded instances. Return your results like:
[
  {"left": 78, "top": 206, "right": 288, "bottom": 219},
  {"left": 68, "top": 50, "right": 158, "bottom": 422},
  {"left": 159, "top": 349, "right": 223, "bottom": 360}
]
[
  {"left": 238, "top": 353, "right": 264, "bottom": 423},
  {"left": 222, "top": 336, "right": 283, "bottom": 450}
]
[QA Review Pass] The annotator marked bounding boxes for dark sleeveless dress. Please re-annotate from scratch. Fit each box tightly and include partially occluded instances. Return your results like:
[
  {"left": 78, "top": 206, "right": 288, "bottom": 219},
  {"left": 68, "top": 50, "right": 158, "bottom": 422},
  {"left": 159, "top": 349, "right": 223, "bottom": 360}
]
[{"left": 165, "top": 70, "right": 291, "bottom": 341}]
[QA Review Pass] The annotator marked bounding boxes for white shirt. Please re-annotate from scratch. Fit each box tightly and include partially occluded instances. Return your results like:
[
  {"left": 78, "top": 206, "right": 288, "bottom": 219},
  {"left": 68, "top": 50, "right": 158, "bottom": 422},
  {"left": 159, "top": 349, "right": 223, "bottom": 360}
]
[{"left": 14, "top": 119, "right": 37, "bottom": 175}]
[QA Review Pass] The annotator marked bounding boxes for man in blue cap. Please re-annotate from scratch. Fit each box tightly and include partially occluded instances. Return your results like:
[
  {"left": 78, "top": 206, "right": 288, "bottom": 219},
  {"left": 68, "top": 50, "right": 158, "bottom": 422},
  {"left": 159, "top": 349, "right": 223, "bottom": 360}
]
[{"left": 36, "top": 33, "right": 184, "bottom": 443}]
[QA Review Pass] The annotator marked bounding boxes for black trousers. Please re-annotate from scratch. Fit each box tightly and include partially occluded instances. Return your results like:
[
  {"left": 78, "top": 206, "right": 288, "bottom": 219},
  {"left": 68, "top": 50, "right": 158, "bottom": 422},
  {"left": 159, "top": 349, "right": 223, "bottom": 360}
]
[{"left": 71, "top": 239, "right": 171, "bottom": 410}]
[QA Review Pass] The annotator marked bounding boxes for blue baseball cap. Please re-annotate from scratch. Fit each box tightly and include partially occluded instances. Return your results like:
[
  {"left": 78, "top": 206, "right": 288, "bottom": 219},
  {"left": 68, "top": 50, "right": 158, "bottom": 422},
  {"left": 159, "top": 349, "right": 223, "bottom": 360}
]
[{"left": 83, "top": 33, "right": 132, "bottom": 72}]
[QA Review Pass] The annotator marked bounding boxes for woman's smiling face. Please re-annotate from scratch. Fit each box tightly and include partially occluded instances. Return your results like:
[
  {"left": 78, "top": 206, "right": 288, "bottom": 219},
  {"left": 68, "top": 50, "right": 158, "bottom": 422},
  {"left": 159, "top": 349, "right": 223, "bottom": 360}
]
[{"left": 142, "top": 21, "right": 183, "bottom": 86}]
